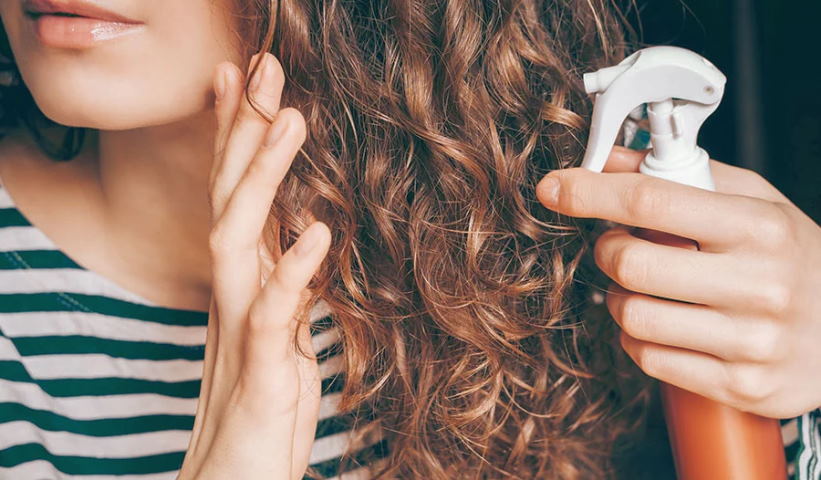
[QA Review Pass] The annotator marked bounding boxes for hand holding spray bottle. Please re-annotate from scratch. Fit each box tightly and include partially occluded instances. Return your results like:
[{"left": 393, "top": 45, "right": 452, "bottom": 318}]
[{"left": 581, "top": 46, "right": 787, "bottom": 479}]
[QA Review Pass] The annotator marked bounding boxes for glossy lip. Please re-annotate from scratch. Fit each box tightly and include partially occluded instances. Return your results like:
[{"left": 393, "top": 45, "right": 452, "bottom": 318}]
[
  {"left": 22, "top": 0, "right": 142, "bottom": 24},
  {"left": 22, "top": 0, "right": 144, "bottom": 49}
]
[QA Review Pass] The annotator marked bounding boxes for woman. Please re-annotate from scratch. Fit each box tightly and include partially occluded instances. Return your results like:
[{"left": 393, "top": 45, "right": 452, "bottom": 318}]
[{"left": 0, "top": 0, "right": 819, "bottom": 479}]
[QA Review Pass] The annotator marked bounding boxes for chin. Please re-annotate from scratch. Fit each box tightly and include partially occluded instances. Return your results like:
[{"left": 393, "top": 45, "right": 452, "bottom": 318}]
[
  {"left": 31, "top": 88, "right": 214, "bottom": 131},
  {"left": 35, "top": 93, "right": 213, "bottom": 131},
  {"left": 20, "top": 62, "right": 215, "bottom": 131}
]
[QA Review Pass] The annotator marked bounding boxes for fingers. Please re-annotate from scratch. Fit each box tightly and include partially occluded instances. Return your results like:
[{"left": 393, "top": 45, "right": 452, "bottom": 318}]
[
  {"left": 233, "top": 222, "right": 329, "bottom": 477},
  {"left": 212, "top": 109, "right": 306, "bottom": 250},
  {"left": 245, "top": 221, "right": 331, "bottom": 367},
  {"left": 210, "top": 52, "right": 285, "bottom": 223},
  {"left": 618, "top": 331, "right": 736, "bottom": 406},
  {"left": 209, "top": 109, "right": 307, "bottom": 327},
  {"left": 593, "top": 227, "right": 759, "bottom": 307},
  {"left": 605, "top": 283, "right": 783, "bottom": 363},
  {"left": 537, "top": 164, "right": 777, "bottom": 252},
  {"left": 187, "top": 53, "right": 320, "bottom": 479},
  {"left": 594, "top": 226, "right": 795, "bottom": 314},
  {"left": 601, "top": 146, "right": 649, "bottom": 173},
  {"left": 619, "top": 331, "right": 783, "bottom": 414},
  {"left": 208, "top": 52, "right": 290, "bottom": 325}
]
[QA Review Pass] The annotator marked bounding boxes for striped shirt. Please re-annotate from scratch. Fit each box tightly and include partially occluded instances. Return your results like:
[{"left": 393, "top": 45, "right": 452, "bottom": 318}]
[{"left": 0, "top": 179, "right": 387, "bottom": 479}]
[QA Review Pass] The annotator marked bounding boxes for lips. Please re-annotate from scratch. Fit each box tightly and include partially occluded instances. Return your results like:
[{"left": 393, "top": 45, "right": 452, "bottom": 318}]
[
  {"left": 23, "top": 0, "right": 141, "bottom": 24},
  {"left": 22, "top": 0, "right": 145, "bottom": 49}
]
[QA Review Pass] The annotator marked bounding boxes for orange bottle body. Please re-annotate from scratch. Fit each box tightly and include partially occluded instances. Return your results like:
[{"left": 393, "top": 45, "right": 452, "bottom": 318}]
[
  {"left": 633, "top": 228, "right": 786, "bottom": 480},
  {"left": 661, "top": 383, "right": 786, "bottom": 479}
]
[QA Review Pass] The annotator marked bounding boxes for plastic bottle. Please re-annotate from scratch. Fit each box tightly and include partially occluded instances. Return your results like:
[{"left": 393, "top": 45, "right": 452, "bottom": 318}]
[{"left": 581, "top": 46, "right": 787, "bottom": 480}]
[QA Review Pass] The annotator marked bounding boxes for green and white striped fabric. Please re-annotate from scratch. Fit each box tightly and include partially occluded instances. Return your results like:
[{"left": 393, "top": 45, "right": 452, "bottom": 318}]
[
  {"left": 796, "top": 409, "right": 821, "bottom": 480},
  {"left": 0, "top": 181, "right": 388, "bottom": 479}
]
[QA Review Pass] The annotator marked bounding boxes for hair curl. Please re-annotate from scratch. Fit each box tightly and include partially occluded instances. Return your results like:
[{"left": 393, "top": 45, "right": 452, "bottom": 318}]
[{"left": 1, "top": 0, "right": 654, "bottom": 477}]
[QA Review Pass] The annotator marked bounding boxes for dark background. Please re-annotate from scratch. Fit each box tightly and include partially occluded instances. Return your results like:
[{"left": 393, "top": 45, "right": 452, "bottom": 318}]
[
  {"left": 627, "top": 0, "right": 820, "bottom": 223},
  {"left": 615, "top": 2, "right": 819, "bottom": 478}
]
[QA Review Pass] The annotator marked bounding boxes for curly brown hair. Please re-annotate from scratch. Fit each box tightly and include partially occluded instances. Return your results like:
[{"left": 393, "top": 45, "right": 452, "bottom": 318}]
[{"left": 1, "top": 0, "right": 654, "bottom": 478}]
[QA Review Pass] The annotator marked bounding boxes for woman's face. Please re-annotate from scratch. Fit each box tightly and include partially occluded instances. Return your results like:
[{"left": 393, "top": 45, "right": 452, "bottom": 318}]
[{"left": 0, "top": 0, "right": 243, "bottom": 130}]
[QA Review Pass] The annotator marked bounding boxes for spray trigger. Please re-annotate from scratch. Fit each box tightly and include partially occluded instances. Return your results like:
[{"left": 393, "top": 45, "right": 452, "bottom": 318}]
[{"left": 580, "top": 46, "right": 727, "bottom": 191}]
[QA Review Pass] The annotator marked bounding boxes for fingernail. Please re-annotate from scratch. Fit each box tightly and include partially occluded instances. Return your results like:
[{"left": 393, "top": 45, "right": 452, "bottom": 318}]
[
  {"left": 538, "top": 176, "right": 560, "bottom": 207},
  {"left": 295, "top": 224, "right": 323, "bottom": 256},
  {"left": 263, "top": 116, "right": 289, "bottom": 147},
  {"left": 250, "top": 53, "right": 270, "bottom": 92}
]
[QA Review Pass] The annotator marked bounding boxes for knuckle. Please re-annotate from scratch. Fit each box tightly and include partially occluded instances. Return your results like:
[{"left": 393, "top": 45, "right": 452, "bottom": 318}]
[
  {"left": 247, "top": 296, "right": 299, "bottom": 340},
  {"left": 611, "top": 243, "right": 646, "bottom": 290},
  {"left": 633, "top": 345, "right": 660, "bottom": 378},
  {"left": 279, "top": 108, "right": 307, "bottom": 139},
  {"left": 208, "top": 224, "right": 234, "bottom": 255},
  {"left": 725, "top": 364, "right": 773, "bottom": 404},
  {"left": 246, "top": 303, "right": 270, "bottom": 334},
  {"left": 619, "top": 295, "right": 650, "bottom": 340},
  {"left": 249, "top": 91, "right": 278, "bottom": 115},
  {"left": 593, "top": 230, "right": 618, "bottom": 270},
  {"left": 208, "top": 227, "right": 228, "bottom": 254},
  {"left": 247, "top": 301, "right": 283, "bottom": 336},
  {"left": 621, "top": 333, "right": 655, "bottom": 376},
  {"left": 755, "top": 282, "right": 792, "bottom": 316},
  {"left": 741, "top": 322, "right": 785, "bottom": 363},
  {"left": 625, "top": 178, "right": 665, "bottom": 220},
  {"left": 750, "top": 203, "right": 793, "bottom": 247}
]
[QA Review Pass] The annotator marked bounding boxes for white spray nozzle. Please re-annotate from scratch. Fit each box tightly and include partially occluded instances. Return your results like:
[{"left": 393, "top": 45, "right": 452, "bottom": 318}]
[
  {"left": 583, "top": 65, "right": 630, "bottom": 94},
  {"left": 580, "top": 46, "right": 727, "bottom": 191}
]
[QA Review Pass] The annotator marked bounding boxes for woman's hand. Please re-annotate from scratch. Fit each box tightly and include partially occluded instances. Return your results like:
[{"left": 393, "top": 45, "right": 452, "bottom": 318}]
[
  {"left": 535, "top": 146, "right": 821, "bottom": 419},
  {"left": 177, "top": 52, "right": 331, "bottom": 479}
]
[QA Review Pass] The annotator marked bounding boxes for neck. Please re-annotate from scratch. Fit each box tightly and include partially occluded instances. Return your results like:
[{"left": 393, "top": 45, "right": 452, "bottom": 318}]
[{"left": 88, "top": 109, "right": 217, "bottom": 303}]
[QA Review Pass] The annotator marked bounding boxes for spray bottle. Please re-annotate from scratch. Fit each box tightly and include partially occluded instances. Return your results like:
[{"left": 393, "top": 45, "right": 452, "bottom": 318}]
[{"left": 581, "top": 46, "right": 787, "bottom": 479}]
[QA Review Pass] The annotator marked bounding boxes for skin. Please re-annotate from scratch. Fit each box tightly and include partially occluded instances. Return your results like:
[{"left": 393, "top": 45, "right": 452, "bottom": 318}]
[
  {"left": 178, "top": 54, "right": 331, "bottom": 479},
  {"left": 1, "top": 2, "right": 329, "bottom": 478},
  {"left": 0, "top": 0, "right": 245, "bottom": 311},
  {"left": 1, "top": 0, "right": 818, "bottom": 477},
  {"left": 537, "top": 147, "right": 821, "bottom": 419}
]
